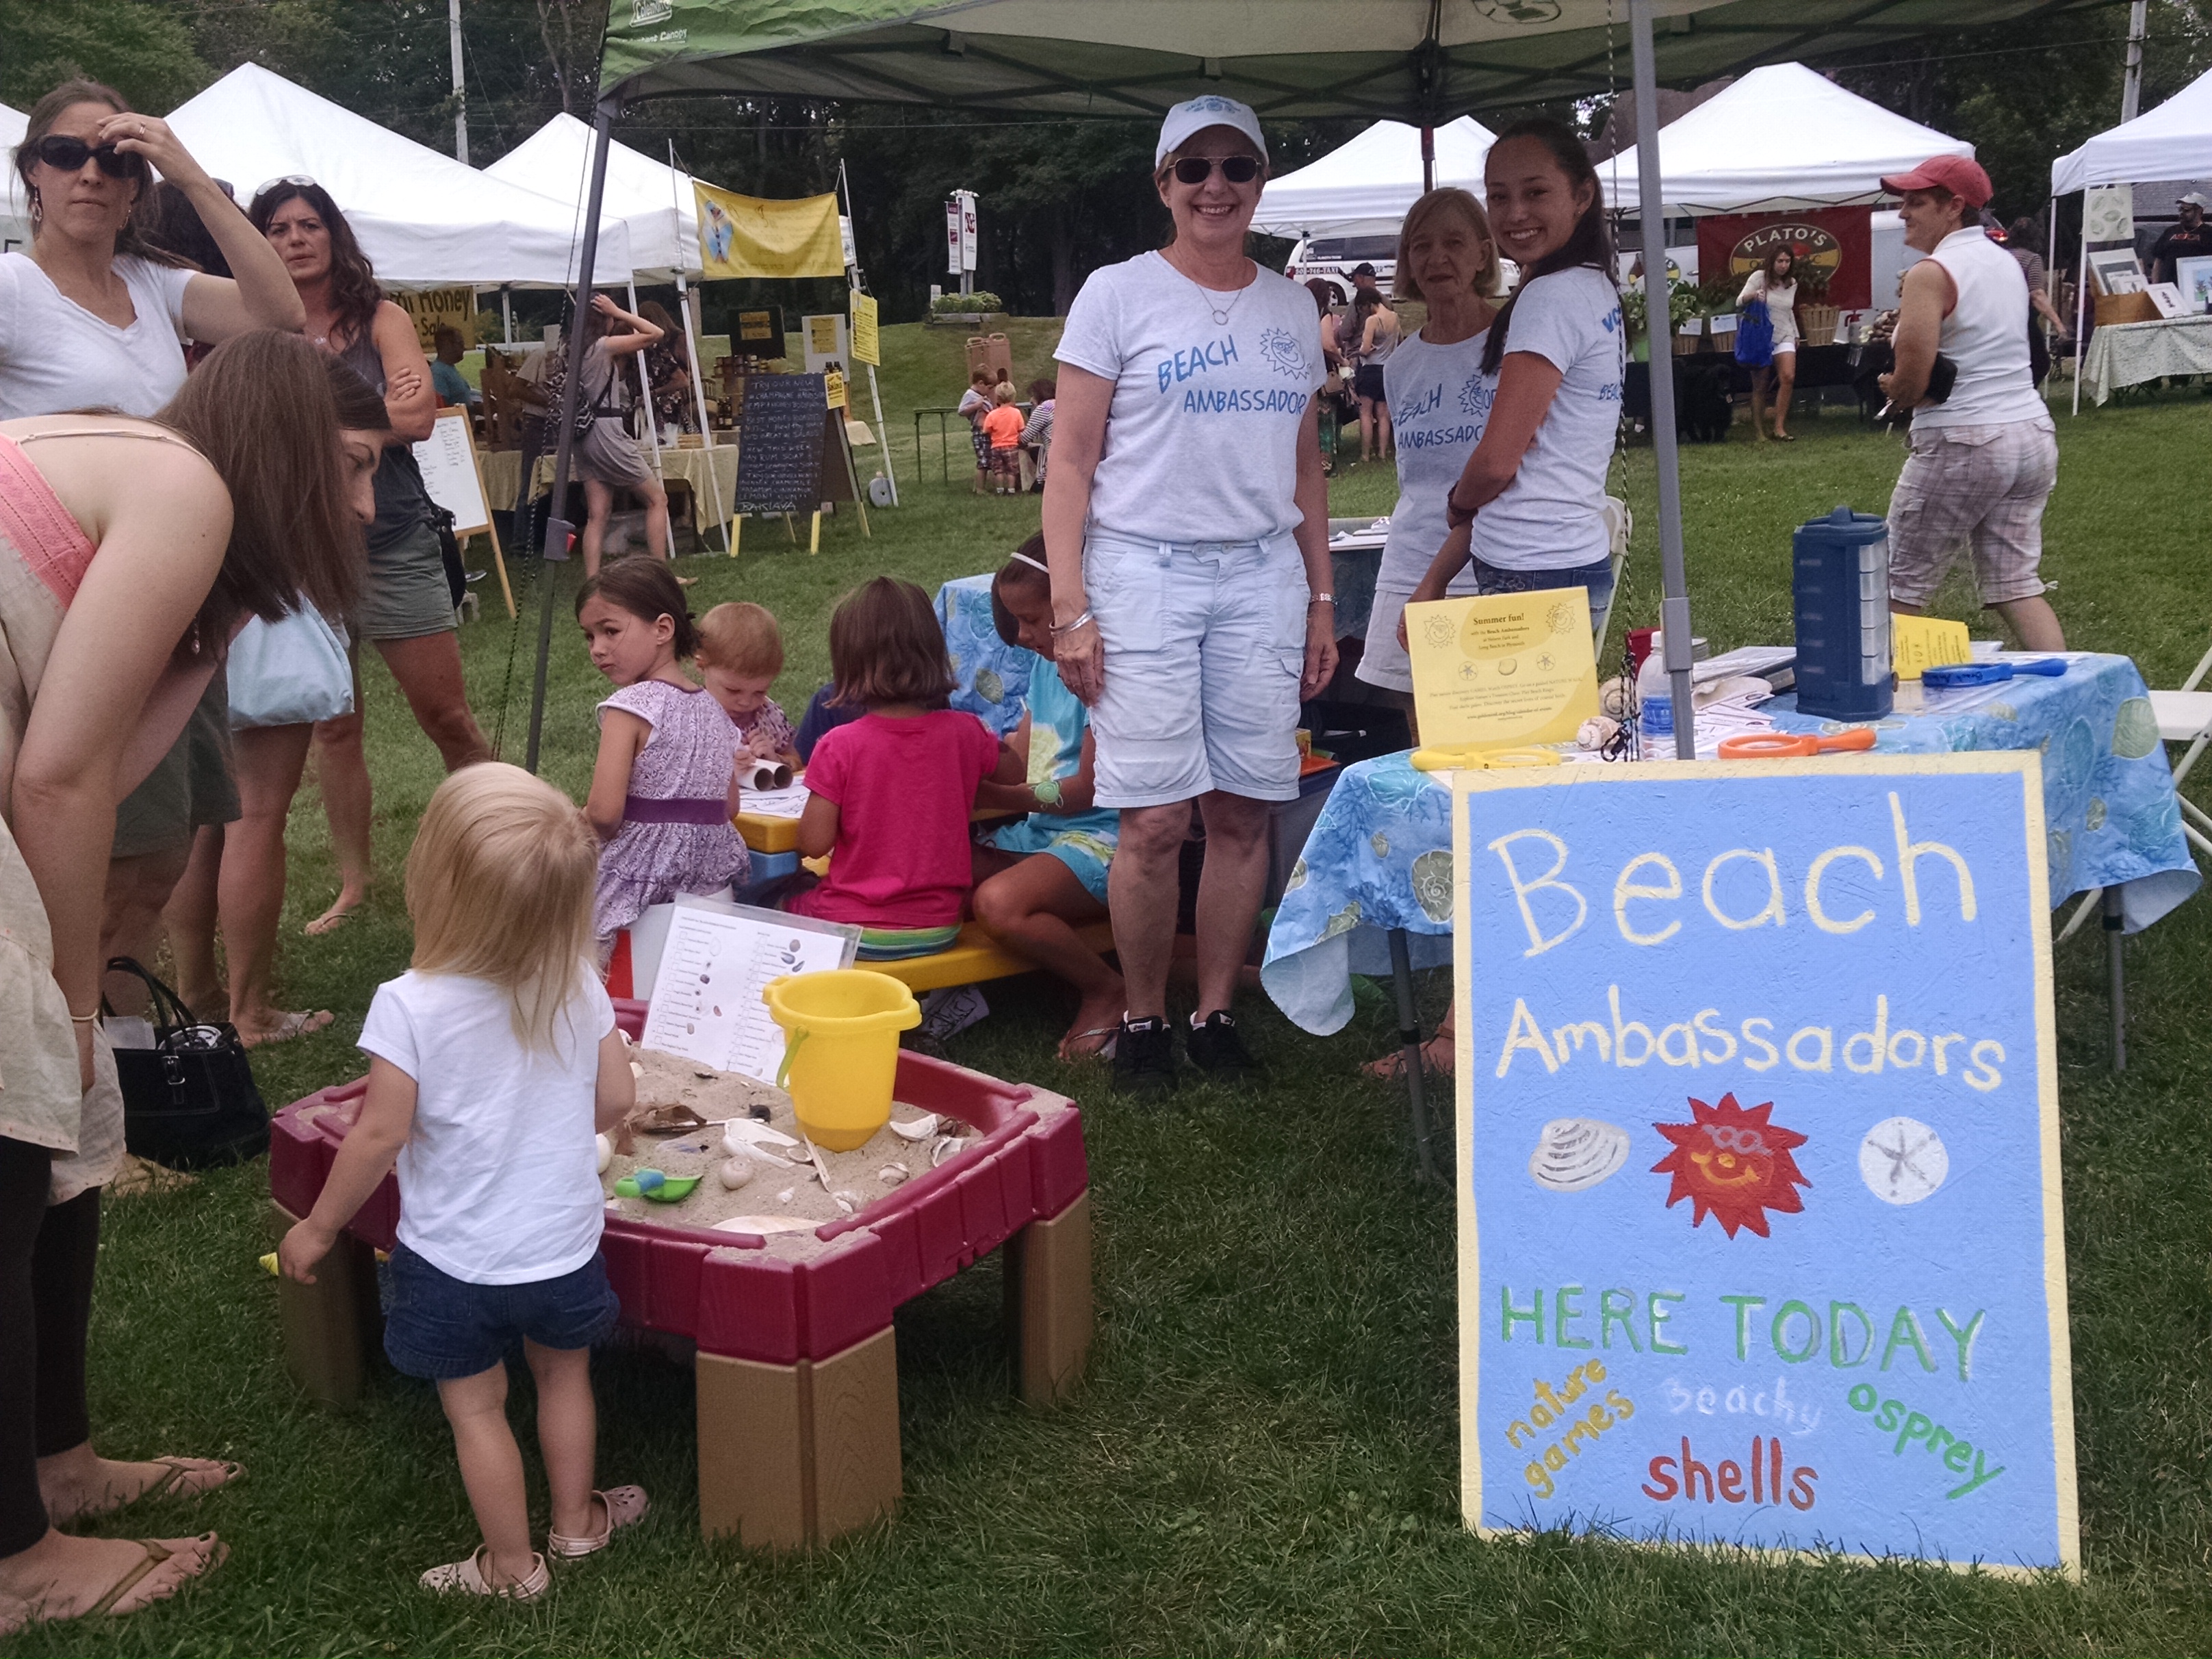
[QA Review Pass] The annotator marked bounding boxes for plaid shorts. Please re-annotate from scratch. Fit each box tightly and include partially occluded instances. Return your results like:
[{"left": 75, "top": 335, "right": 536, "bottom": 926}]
[{"left": 1886, "top": 417, "right": 2059, "bottom": 608}]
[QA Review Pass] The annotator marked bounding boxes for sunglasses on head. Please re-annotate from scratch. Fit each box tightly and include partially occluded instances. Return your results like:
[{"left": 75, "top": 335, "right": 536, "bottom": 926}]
[
  {"left": 29, "top": 134, "right": 144, "bottom": 179},
  {"left": 1170, "top": 154, "right": 1261, "bottom": 186}
]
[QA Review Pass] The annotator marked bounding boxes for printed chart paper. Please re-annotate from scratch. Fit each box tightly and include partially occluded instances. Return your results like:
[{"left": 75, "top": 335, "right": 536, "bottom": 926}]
[
  {"left": 641, "top": 903, "right": 849, "bottom": 1082},
  {"left": 1452, "top": 754, "right": 2076, "bottom": 1576},
  {"left": 736, "top": 780, "right": 810, "bottom": 820},
  {"left": 1406, "top": 589, "right": 1599, "bottom": 751}
]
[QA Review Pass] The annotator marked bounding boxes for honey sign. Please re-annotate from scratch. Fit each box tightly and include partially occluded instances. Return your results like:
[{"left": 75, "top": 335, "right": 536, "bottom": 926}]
[{"left": 1406, "top": 589, "right": 1599, "bottom": 751}]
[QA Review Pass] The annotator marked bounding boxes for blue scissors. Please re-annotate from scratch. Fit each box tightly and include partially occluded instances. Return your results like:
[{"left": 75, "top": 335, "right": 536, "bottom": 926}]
[{"left": 1921, "top": 659, "right": 2067, "bottom": 689}]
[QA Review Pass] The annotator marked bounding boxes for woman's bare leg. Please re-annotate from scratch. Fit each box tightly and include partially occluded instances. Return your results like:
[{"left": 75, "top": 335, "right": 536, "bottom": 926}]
[
  {"left": 305, "top": 651, "right": 372, "bottom": 936},
  {"left": 161, "top": 825, "right": 225, "bottom": 1019},
  {"left": 581, "top": 479, "right": 613, "bottom": 579},
  {"left": 376, "top": 633, "right": 491, "bottom": 773},
  {"left": 220, "top": 725, "right": 329, "bottom": 1044},
  {"left": 1772, "top": 352, "right": 1796, "bottom": 438},
  {"left": 1749, "top": 367, "right": 1769, "bottom": 439}
]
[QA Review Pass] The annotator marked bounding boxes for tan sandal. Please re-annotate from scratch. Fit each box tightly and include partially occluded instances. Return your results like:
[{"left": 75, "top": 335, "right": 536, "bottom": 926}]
[
  {"left": 420, "top": 1545, "right": 549, "bottom": 1600},
  {"left": 547, "top": 1486, "right": 649, "bottom": 1558},
  {"left": 86, "top": 1535, "right": 227, "bottom": 1619}
]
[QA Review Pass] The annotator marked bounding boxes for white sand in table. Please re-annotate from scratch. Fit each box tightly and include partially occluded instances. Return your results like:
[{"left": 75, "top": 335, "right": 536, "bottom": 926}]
[{"left": 603, "top": 1046, "right": 977, "bottom": 1235}]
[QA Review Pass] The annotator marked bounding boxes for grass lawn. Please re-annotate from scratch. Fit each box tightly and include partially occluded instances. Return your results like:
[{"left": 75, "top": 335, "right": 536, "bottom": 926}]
[{"left": 37, "top": 341, "right": 2212, "bottom": 1656}]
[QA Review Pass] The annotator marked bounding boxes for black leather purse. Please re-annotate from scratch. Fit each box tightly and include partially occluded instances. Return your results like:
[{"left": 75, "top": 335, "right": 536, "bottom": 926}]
[{"left": 106, "top": 958, "right": 269, "bottom": 1170}]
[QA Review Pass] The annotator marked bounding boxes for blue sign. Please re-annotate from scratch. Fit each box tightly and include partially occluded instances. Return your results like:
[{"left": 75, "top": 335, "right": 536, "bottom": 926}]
[{"left": 1453, "top": 754, "right": 2077, "bottom": 1576}]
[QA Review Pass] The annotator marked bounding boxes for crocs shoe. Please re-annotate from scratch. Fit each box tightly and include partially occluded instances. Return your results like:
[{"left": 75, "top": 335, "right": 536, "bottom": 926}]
[{"left": 548, "top": 1486, "right": 650, "bottom": 1558}]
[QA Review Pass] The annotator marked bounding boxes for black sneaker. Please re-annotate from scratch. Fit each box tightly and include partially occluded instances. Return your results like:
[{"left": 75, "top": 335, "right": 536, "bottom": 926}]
[
  {"left": 1185, "top": 1011, "right": 1261, "bottom": 1087},
  {"left": 1110, "top": 1016, "right": 1178, "bottom": 1096}
]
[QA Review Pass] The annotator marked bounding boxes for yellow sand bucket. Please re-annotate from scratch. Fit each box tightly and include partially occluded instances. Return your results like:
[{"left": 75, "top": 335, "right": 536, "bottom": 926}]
[{"left": 762, "top": 970, "right": 922, "bottom": 1150}]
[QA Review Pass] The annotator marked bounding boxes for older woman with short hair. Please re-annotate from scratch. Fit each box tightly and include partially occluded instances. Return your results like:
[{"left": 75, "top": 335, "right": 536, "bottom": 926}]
[{"left": 1044, "top": 96, "right": 1336, "bottom": 1094}]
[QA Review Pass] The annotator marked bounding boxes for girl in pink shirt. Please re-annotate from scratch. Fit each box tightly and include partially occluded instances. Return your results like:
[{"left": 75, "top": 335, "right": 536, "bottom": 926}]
[{"left": 790, "top": 578, "right": 1020, "bottom": 951}]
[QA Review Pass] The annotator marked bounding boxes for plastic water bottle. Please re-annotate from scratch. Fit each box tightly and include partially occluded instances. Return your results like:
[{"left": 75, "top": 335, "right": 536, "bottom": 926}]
[{"left": 1636, "top": 632, "right": 1675, "bottom": 760}]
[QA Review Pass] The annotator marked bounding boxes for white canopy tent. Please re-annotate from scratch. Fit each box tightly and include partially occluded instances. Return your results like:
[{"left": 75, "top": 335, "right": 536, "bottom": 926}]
[
  {"left": 2053, "top": 64, "right": 2212, "bottom": 195},
  {"left": 1597, "top": 62, "right": 1970, "bottom": 216},
  {"left": 486, "top": 112, "right": 703, "bottom": 281},
  {"left": 1250, "top": 116, "right": 1495, "bottom": 240},
  {"left": 1, "top": 102, "right": 30, "bottom": 253},
  {"left": 164, "top": 64, "right": 631, "bottom": 287}
]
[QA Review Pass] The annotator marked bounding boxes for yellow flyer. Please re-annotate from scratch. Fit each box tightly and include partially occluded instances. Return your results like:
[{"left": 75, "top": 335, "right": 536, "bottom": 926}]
[
  {"left": 1406, "top": 589, "right": 1599, "bottom": 750},
  {"left": 850, "top": 292, "right": 881, "bottom": 365}
]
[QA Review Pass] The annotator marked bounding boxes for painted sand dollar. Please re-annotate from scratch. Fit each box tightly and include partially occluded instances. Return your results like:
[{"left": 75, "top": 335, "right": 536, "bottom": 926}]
[
  {"left": 1528, "top": 1118, "right": 1630, "bottom": 1193},
  {"left": 2112, "top": 696, "right": 2159, "bottom": 760},
  {"left": 1858, "top": 1116, "right": 1948, "bottom": 1205},
  {"left": 975, "top": 668, "right": 1005, "bottom": 705}
]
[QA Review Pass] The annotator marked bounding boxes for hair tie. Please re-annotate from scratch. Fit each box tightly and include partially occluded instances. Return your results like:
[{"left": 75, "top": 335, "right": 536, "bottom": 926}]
[{"left": 1009, "top": 551, "right": 1051, "bottom": 575}]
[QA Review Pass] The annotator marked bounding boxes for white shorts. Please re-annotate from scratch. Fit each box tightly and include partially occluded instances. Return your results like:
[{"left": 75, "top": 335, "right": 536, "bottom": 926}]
[
  {"left": 1083, "top": 530, "right": 1307, "bottom": 808},
  {"left": 1355, "top": 566, "right": 1479, "bottom": 693}
]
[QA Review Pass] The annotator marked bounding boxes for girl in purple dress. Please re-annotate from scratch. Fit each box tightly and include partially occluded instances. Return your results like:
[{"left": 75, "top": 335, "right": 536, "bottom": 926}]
[{"left": 576, "top": 561, "right": 749, "bottom": 949}]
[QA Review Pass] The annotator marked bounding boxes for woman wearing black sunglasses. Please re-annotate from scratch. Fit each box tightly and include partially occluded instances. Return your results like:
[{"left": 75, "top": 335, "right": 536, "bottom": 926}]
[{"left": 1045, "top": 96, "right": 1337, "bottom": 1094}]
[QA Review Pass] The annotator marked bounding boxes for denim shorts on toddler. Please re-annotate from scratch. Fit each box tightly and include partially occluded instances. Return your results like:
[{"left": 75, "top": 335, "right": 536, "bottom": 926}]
[{"left": 383, "top": 1243, "right": 620, "bottom": 1380}]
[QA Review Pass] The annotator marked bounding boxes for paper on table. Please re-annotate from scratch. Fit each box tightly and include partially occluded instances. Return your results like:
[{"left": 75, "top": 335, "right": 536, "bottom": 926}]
[
  {"left": 736, "top": 780, "right": 811, "bottom": 819},
  {"left": 640, "top": 901, "right": 851, "bottom": 1082},
  {"left": 1405, "top": 588, "right": 1599, "bottom": 751}
]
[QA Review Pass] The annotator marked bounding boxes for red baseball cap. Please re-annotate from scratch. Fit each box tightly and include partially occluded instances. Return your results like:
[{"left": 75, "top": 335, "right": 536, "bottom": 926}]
[{"left": 1879, "top": 154, "right": 1992, "bottom": 209}]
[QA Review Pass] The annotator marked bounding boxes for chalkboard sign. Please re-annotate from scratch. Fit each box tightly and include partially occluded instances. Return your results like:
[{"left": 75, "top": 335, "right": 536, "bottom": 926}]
[{"left": 734, "top": 372, "right": 827, "bottom": 515}]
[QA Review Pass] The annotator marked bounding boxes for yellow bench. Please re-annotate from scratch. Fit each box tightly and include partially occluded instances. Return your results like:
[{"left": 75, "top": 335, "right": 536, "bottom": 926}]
[{"left": 871, "top": 920, "right": 1118, "bottom": 994}]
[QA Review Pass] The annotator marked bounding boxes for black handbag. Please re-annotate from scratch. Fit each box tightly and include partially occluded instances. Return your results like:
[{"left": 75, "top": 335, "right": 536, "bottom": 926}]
[
  {"left": 105, "top": 958, "right": 269, "bottom": 1170},
  {"left": 432, "top": 506, "right": 468, "bottom": 610}
]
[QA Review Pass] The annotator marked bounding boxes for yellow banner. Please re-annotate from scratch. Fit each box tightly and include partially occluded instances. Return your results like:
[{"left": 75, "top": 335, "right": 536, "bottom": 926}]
[
  {"left": 824, "top": 370, "right": 848, "bottom": 410},
  {"left": 394, "top": 286, "right": 476, "bottom": 350},
  {"left": 693, "top": 183, "right": 845, "bottom": 280},
  {"left": 850, "top": 291, "right": 879, "bottom": 365}
]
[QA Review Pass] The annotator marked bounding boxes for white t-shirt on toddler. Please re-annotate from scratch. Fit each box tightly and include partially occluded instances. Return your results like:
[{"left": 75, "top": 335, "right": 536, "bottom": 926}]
[
  {"left": 1474, "top": 265, "right": 1624, "bottom": 572},
  {"left": 359, "top": 967, "right": 615, "bottom": 1285},
  {"left": 1055, "top": 251, "right": 1326, "bottom": 545}
]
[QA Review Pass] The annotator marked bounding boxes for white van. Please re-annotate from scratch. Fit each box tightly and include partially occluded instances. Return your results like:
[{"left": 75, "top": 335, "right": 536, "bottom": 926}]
[{"left": 1282, "top": 233, "right": 1400, "bottom": 305}]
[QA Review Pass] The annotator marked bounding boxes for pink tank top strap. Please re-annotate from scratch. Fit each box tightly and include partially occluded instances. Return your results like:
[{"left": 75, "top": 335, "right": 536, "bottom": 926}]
[{"left": 0, "top": 432, "right": 97, "bottom": 606}]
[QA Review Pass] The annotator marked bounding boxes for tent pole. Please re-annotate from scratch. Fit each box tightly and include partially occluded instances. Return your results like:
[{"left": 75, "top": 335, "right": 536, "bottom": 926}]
[
  {"left": 1421, "top": 126, "right": 1435, "bottom": 194},
  {"left": 838, "top": 156, "right": 899, "bottom": 506},
  {"left": 1630, "top": 0, "right": 1695, "bottom": 755},
  {"left": 667, "top": 142, "right": 730, "bottom": 554},
  {"left": 525, "top": 93, "right": 618, "bottom": 775},
  {"left": 2046, "top": 198, "right": 2060, "bottom": 387}
]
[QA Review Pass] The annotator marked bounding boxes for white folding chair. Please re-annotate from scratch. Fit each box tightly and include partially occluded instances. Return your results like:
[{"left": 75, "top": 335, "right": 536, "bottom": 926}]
[
  {"left": 2055, "top": 635, "right": 2212, "bottom": 944},
  {"left": 1595, "top": 496, "right": 1633, "bottom": 656}
]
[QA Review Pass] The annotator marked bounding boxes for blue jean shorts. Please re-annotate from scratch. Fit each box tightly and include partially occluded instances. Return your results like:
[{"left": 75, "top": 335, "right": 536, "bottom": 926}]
[
  {"left": 383, "top": 1243, "right": 620, "bottom": 1380},
  {"left": 1470, "top": 554, "right": 1617, "bottom": 621}
]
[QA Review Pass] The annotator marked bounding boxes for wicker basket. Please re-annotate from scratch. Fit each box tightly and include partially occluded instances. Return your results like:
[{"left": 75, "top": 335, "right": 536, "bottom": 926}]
[
  {"left": 1672, "top": 327, "right": 1703, "bottom": 355},
  {"left": 1797, "top": 303, "right": 1840, "bottom": 346},
  {"left": 2094, "top": 291, "right": 2159, "bottom": 326}
]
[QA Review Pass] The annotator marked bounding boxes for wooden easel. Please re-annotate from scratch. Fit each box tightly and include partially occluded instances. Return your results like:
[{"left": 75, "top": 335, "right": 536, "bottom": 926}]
[{"left": 411, "top": 407, "right": 515, "bottom": 618}]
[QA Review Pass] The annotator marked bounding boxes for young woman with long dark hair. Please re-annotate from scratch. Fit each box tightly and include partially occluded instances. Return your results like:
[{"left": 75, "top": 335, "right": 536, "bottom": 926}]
[{"left": 247, "top": 179, "right": 491, "bottom": 937}]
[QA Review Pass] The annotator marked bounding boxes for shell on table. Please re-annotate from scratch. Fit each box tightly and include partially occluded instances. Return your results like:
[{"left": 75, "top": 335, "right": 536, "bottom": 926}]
[{"left": 1527, "top": 1117, "right": 1630, "bottom": 1193}]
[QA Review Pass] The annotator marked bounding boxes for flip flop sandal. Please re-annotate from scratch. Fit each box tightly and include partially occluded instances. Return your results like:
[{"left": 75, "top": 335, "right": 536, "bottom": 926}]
[
  {"left": 548, "top": 1486, "right": 649, "bottom": 1558},
  {"left": 420, "top": 1546, "right": 549, "bottom": 1600},
  {"left": 1060, "top": 1027, "right": 1118, "bottom": 1060},
  {"left": 240, "top": 1011, "right": 331, "bottom": 1050},
  {"left": 89, "top": 1535, "right": 227, "bottom": 1618},
  {"left": 57, "top": 1457, "right": 244, "bottom": 1523}
]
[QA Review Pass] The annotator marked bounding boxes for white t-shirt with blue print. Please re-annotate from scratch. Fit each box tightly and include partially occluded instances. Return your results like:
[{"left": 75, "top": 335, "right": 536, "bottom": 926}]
[
  {"left": 1380, "top": 324, "right": 1494, "bottom": 592},
  {"left": 1055, "top": 251, "right": 1326, "bottom": 544},
  {"left": 1475, "top": 265, "right": 1624, "bottom": 571}
]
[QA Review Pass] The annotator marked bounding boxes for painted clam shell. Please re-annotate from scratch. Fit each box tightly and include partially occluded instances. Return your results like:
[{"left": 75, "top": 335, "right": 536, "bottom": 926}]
[{"left": 1527, "top": 1117, "right": 1630, "bottom": 1193}]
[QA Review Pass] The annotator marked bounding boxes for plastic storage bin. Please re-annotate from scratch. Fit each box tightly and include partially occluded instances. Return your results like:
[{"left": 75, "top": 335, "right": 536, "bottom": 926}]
[{"left": 1792, "top": 504, "right": 1893, "bottom": 721}]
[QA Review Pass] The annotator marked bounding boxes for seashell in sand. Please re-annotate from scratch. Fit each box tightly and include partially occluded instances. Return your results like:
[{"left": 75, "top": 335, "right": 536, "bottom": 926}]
[
  {"left": 595, "top": 1133, "right": 613, "bottom": 1174},
  {"left": 889, "top": 1114, "right": 941, "bottom": 1142},
  {"left": 878, "top": 1163, "right": 910, "bottom": 1186},
  {"left": 725, "top": 1119, "right": 799, "bottom": 1155},
  {"left": 718, "top": 1155, "right": 756, "bottom": 1191},
  {"left": 1527, "top": 1117, "right": 1630, "bottom": 1193},
  {"left": 776, "top": 1187, "right": 794, "bottom": 1204},
  {"left": 930, "top": 1135, "right": 967, "bottom": 1168},
  {"left": 629, "top": 1060, "right": 645, "bottom": 1080},
  {"left": 717, "top": 1215, "right": 811, "bottom": 1235}
]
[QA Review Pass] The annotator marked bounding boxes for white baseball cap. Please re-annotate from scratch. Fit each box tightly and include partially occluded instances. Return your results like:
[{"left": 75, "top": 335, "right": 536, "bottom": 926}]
[
  {"left": 2181, "top": 191, "right": 2211, "bottom": 209},
  {"left": 1155, "top": 96, "right": 1268, "bottom": 168}
]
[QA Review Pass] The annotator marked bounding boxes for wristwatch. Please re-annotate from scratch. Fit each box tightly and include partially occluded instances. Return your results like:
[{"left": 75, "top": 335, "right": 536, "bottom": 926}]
[{"left": 1033, "top": 778, "right": 1064, "bottom": 808}]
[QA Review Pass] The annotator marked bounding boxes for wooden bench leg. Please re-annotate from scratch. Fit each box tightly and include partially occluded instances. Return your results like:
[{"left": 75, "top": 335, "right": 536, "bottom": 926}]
[
  {"left": 1003, "top": 1189, "right": 1094, "bottom": 1406},
  {"left": 269, "top": 1200, "right": 379, "bottom": 1409},
  {"left": 696, "top": 1324, "right": 900, "bottom": 1549}
]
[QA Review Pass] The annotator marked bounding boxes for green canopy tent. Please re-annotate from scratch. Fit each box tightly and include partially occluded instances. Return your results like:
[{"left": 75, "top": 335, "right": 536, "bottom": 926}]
[{"left": 528, "top": 0, "right": 2106, "bottom": 772}]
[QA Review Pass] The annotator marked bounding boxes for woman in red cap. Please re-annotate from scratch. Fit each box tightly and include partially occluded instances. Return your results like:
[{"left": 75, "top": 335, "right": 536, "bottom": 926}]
[{"left": 1877, "top": 155, "right": 2064, "bottom": 653}]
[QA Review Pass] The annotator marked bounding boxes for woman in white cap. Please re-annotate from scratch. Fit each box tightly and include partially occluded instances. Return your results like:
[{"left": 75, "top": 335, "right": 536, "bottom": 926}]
[{"left": 1045, "top": 95, "right": 1336, "bottom": 1096}]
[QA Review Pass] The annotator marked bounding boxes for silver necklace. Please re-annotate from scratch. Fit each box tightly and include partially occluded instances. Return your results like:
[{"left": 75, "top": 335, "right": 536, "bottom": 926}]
[{"left": 1170, "top": 255, "right": 1252, "bottom": 326}]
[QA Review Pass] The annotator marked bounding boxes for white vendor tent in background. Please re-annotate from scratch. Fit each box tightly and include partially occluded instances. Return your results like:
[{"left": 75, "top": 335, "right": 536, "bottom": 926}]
[
  {"left": 1251, "top": 116, "right": 1495, "bottom": 239},
  {"left": 1, "top": 102, "right": 31, "bottom": 253},
  {"left": 486, "top": 112, "right": 706, "bottom": 281},
  {"left": 2053, "top": 64, "right": 2212, "bottom": 194},
  {"left": 1598, "top": 62, "right": 1971, "bottom": 215},
  {"left": 164, "top": 64, "right": 631, "bottom": 287}
]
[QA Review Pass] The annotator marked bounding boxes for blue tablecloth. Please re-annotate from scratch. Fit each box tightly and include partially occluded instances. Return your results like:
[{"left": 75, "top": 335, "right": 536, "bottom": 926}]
[
  {"left": 1261, "top": 651, "right": 2200, "bottom": 1035},
  {"left": 936, "top": 573, "right": 1033, "bottom": 736}
]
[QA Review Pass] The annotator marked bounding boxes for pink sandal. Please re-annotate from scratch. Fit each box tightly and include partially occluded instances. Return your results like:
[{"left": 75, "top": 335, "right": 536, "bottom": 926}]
[
  {"left": 547, "top": 1486, "right": 649, "bottom": 1558},
  {"left": 420, "top": 1546, "right": 548, "bottom": 1600}
]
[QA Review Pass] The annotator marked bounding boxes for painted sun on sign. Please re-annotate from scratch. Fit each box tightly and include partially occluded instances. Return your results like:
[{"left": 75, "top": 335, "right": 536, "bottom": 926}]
[{"left": 1651, "top": 1093, "right": 1810, "bottom": 1238}]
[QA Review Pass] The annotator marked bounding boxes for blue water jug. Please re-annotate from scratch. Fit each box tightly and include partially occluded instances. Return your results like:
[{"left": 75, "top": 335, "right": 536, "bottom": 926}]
[{"left": 1792, "top": 505, "right": 1892, "bottom": 721}]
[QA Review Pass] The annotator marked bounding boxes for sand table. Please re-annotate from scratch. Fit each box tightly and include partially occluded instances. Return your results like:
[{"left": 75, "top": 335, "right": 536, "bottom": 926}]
[{"left": 602, "top": 1045, "right": 981, "bottom": 1235}]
